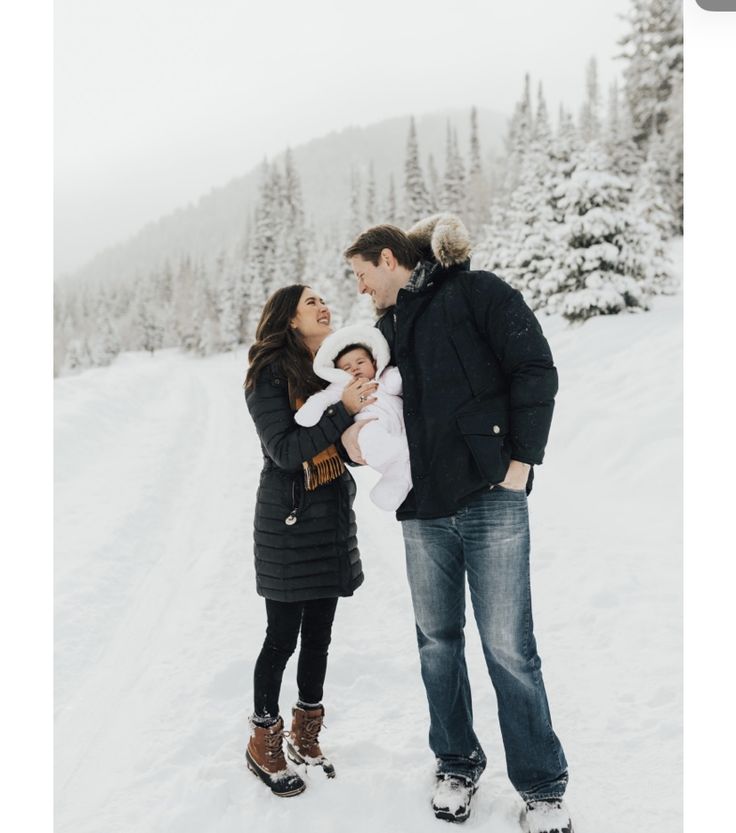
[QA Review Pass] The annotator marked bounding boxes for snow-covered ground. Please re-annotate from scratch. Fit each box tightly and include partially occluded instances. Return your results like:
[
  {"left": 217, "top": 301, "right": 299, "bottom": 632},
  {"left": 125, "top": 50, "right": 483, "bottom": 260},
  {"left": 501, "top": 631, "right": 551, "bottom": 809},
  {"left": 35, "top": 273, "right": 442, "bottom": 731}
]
[{"left": 55, "top": 244, "right": 682, "bottom": 833}]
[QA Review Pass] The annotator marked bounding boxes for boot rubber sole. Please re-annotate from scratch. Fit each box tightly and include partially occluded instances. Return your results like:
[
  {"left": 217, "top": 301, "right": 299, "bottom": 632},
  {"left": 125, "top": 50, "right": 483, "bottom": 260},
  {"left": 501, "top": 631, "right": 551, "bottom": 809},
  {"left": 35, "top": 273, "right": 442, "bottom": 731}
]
[
  {"left": 286, "top": 741, "right": 336, "bottom": 778},
  {"left": 433, "top": 808, "right": 471, "bottom": 824},
  {"left": 432, "top": 783, "right": 477, "bottom": 823},
  {"left": 245, "top": 750, "right": 306, "bottom": 797}
]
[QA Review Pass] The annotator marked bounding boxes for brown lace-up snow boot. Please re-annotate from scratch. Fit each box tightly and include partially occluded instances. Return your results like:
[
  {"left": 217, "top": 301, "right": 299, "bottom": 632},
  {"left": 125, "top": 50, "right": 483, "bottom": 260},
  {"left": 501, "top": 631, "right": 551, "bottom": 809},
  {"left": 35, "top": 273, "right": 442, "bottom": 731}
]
[
  {"left": 245, "top": 716, "right": 306, "bottom": 797},
  {"left": 286, "top": 704, "right": 335, "bottom": 778}
]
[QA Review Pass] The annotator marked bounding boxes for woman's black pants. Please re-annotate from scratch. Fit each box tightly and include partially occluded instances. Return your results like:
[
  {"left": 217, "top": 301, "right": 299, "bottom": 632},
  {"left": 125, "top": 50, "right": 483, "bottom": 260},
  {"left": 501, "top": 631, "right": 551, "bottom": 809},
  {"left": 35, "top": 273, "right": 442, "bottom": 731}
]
[{"left": 253, "top": 597, "right": 339, "bottom": 720}]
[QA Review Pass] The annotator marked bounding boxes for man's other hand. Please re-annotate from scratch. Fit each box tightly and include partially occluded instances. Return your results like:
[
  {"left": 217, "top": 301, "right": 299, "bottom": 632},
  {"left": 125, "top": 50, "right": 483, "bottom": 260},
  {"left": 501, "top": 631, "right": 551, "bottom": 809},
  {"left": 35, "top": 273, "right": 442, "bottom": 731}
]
[{"left": 498, "top": 460, "right": 531, "bottom": 491}]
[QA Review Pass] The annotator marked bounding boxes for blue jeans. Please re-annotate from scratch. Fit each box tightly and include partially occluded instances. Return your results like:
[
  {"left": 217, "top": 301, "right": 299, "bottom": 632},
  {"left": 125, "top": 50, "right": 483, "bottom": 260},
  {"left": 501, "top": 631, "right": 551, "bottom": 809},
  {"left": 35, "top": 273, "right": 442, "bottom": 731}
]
[{"left": 401, "top": 485, "right": 568, "bottom": 802}]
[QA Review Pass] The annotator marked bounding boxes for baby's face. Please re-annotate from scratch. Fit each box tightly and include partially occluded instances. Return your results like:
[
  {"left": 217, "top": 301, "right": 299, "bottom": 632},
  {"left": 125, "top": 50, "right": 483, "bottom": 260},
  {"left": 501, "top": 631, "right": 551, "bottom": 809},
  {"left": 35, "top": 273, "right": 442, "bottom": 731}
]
[{"left": 336, "top": 347, "right": 377, "bottom": 381}]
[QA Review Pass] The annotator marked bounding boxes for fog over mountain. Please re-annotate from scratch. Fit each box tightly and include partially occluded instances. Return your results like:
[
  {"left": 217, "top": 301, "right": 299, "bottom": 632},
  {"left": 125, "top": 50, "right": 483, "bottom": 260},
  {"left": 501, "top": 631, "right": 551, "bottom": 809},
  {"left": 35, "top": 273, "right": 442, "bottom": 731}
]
[{"left": 61, "top": 108, "right": 507, "bottom": 288}]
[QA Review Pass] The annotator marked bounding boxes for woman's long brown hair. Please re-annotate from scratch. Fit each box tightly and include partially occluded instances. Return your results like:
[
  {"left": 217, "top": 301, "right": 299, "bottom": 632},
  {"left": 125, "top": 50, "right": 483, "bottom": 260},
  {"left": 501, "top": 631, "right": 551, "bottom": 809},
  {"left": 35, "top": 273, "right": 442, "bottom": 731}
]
[{"left": 244, "top": 284, "right": 325, "bottom": 404}]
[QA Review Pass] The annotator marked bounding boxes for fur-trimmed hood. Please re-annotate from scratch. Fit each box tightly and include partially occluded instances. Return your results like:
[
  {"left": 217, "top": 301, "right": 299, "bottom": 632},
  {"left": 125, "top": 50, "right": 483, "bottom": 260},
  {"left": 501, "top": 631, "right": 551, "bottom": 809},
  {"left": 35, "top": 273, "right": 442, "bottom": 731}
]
[
  {"left": 406, "top": 213, "right": 472, "bottom": 268},
  {"left": 313, "top": 324, "right": 391, "bottom": 384}
]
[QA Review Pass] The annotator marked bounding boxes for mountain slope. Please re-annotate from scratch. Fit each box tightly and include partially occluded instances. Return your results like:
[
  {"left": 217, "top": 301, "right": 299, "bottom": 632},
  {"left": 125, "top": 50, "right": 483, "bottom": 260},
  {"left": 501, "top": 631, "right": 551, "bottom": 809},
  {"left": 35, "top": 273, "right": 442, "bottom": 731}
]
[{"left": 63, "top": 108, "right": 506, "bottom": 287}]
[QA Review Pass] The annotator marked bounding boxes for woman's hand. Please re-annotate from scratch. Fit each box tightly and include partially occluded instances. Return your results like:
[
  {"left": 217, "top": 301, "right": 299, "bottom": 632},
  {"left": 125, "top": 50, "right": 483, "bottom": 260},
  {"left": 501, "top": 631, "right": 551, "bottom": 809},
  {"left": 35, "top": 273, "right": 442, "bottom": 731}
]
[{"left": 341, "top": 377, "right": 378, "bottom": 416}]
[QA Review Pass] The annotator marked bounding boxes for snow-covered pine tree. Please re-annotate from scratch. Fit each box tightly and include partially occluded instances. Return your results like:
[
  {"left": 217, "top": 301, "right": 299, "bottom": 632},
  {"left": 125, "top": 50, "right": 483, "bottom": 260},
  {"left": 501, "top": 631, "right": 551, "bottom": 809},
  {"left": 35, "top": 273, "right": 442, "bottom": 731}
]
[
  {"left": 83, "top": 282, "right": 121, "bottom": 367},
  {"left": 466, "top": 106, "right": 490, "bottom": 237},
  {"left": 626, "top": 128, "right": 675, "bottom": 293},
  {"left": 172, "top": 256, "right": 200, "bottom": 351},
  {"left": 661, "top": 65, "right": 683, "bottom": 232},
  {"left": 249, "top": 160, "right": 280, "bottom": 302},
  {"left": 619, "top": 0, "right": 682, "bottom": 143},
  {"left": 192, "top": 260, "right": 220, "bottom": 356},
  {"left": 349, "top": 167, "right": 363, "bottom": 237},
  {"left": 384, "top": 174, "right": 397, "bottom": 224},
  {"left": 63, "top": 332, "right": 92, "bottom": 373},
  {"left": 266, "top": 163, "right": 288, "bottom": 295},
  {"left": 281, "top": 148, "right": 308, "bottom": 282},
  {"left": 365, "top": 161, "right": 377, "bottom": 226},
  {"left": 53, "top": 288, "right": 67, "bottom": 376},
  {"left": 133, "top": 275, "right": 165, "bottom": 354},
  {"left": 157, "top": 261, "right": 177, "bottom": 349},
  {"left": 403, "top": 116, "right": 432, "bottom": 226},
  {"left": 213, "top": 250, "right": 241, "bottom": 351},
  {"left": 502, "top": 73, "right": 533, "bottom": 196},
  {"left": 427, "top": 153, "right": 440, "bottom": 214},
  {"left": 545, "top": 141, "right": 650, "bottom": 321},
  {"left": 549, "top": 105, "right": 581, "bottom": 222},
  {"left": 474, "top": 83, "right": 560, "bottom": 311},
  {"left": 604, "top": 81, "right": 643, "bottom": 179},
  {"left": 579, "top": 57, "right": 601, "bottom": 144},
  {"left": 619, "top": 0, "right": 683, "bottom": 230},
  {"left": 440, "top": 122, "right": 466, "bottom": 217},
  {"left": 88, "top": 311, "right": 121, "bottom": 368}
]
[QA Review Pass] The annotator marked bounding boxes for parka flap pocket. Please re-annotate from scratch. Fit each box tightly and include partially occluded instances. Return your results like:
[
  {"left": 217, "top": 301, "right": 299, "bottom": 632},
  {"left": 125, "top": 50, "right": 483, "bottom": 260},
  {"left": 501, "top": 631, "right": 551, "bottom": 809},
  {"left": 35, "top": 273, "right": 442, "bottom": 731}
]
[
  {"left": 456, "top": 411, "right": 508, "bottom": 484},
  {"left": 456, "top": 411, "right": 507, "bottom": 438}
]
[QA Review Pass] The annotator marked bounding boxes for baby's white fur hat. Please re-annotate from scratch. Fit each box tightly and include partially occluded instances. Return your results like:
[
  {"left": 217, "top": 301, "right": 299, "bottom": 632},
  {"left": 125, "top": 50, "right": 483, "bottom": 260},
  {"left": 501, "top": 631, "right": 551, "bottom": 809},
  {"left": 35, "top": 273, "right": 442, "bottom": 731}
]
[{"left": 313, "top": 324, "right": 391, "bottom": 384}]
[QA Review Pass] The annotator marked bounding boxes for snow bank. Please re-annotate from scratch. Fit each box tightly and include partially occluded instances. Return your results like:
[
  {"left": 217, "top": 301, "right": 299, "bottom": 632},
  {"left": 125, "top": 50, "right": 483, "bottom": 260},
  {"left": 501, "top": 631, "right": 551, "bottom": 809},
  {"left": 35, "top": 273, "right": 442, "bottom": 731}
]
[{"left": 55, "top": 243, "right": 682, "bottom": 832}]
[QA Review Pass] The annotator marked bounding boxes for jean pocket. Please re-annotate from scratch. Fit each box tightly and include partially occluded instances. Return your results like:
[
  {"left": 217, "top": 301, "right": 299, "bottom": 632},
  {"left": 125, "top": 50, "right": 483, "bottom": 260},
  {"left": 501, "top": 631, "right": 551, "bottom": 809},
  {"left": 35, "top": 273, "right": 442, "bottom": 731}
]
[{"left": 492, "top": 484, "right": 527, "bottom": 495}]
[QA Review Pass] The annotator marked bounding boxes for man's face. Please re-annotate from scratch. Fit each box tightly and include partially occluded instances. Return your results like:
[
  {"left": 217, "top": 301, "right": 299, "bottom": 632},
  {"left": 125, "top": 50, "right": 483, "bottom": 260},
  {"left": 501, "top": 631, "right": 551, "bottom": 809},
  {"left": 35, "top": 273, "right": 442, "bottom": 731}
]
[
  {"left": 350, "top": 254, "right": 396, "bottom": 310},
  {"left": 335, "top": 347, "right": 377, "bottom": 381}
]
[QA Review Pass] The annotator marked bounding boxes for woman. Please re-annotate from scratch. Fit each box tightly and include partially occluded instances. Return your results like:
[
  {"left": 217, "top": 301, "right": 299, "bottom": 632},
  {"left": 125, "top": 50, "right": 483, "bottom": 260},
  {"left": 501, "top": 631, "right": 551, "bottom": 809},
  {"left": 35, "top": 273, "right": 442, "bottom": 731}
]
[{"left": 243, "top": 284, "right": 377, "bottom": 797}]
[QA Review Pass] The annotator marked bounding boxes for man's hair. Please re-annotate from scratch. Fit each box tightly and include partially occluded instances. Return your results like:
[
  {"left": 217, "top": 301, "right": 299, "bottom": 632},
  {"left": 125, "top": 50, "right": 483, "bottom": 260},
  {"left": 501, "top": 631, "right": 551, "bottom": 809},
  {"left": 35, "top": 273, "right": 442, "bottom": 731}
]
[
  {"left": 343, "top": 225, "right": 420, "bottom": 270},
  {"left": 334, "top": 343, "right": 375, "bottom": 366}
]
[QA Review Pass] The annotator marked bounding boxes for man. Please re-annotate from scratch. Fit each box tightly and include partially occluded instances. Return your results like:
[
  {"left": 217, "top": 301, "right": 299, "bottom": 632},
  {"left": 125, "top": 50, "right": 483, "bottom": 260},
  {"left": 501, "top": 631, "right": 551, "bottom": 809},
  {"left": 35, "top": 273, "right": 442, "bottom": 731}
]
[{"left": 341, "top": 215, "right": 572, "bottom": 833}]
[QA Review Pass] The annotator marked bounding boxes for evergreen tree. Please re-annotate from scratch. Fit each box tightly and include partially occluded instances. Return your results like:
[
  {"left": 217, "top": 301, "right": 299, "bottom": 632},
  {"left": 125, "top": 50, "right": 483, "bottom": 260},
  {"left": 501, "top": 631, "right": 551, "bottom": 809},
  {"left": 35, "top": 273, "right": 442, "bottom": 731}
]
[
  {"left": 403, "top": 116, "right": 432, "bottom": 225},
  {"left": 579, "top": 57, "right": 601, "bottom": 143},
  {"left": 619, "top": 0, "right": 683, "bottom": 143},
  {"left": 502, "top": 73, "right": 533, "bottom": 195},
  {"left": 172, "top": 256, "right": 199, "bottom": 351},
  {"left": 133, "top": 275, "right": 165, "bottom": 354},
  {"left": 192, "top": 261, "right": 219, "bottom": 356},
  {"left": 64, "top": 334, "right": 91, "bottom": 373},
  {"left": 281, "top": 148, "right": 307, "bottom": 282},
  {"left": 465, "top": 106, "right": 489, "bottom": 236},
  {"left": 549, "top": 106, "right": 581, "bottom": 222},
  {"left": 427, "top": 154, "right": 440, "bottom": 213},
  {"left": 475, "top": 84, "right": 561, "bottom": 310},
  {"left": 214, "top": 250, "right": 241, "bottom": 351},
  {"left": 544, "top": 142, "right": 650, "bottom": 321},
  {"left": 88, "top": 309, "right": 121, "bottom": 367},
  {"left": 349, "top": 167, "right": 363, "bottom": 237},
  {"left": 441, "top": 123, "right": 466, "bottom": 217},
  {"left": 604, "top": 81, "right": 643, "bottom": 178},
  {"left": 250, "top": 160, "right": 280, "bottom": 300},
  {"left": 627, "top": 130, "right": 675, "bottom": 292},
  {"left": 365, "top": 161, "right": 377, "bottom": 226},
  {"left": 385, "top": 174, "right": 397, "bottom": 224}
]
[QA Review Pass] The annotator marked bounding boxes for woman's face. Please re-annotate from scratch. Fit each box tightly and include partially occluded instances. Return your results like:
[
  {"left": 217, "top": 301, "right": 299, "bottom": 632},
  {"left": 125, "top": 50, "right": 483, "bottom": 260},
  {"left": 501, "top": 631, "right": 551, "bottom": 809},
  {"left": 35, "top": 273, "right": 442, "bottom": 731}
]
[{"left": 290, "top": 288, "right": 331, "bottom": 347}]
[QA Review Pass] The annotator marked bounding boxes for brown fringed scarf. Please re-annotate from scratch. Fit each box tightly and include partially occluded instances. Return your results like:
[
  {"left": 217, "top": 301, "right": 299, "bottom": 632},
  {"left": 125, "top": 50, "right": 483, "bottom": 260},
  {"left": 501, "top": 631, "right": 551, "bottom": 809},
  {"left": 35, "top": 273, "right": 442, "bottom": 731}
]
[{"left": 294, "top": 396, "right": 345, "bottom": 491}]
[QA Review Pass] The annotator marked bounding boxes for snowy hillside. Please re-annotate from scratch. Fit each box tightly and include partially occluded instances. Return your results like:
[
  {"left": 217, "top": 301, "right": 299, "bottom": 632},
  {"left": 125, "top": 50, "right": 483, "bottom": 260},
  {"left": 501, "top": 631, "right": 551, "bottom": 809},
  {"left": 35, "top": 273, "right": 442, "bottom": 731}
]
[
  {"left": 62, "top": 109, "right": 506, "bottom": 287},
  {"left": 55, "top": 245, "right": 682, "bottom": 833}
]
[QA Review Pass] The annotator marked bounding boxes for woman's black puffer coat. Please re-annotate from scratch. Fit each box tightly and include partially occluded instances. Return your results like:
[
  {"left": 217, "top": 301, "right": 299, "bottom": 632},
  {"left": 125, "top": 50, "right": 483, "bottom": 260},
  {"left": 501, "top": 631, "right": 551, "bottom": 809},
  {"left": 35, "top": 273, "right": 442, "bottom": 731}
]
[{"left": 245, "top": 361, "right": 364, "bottom": 603}]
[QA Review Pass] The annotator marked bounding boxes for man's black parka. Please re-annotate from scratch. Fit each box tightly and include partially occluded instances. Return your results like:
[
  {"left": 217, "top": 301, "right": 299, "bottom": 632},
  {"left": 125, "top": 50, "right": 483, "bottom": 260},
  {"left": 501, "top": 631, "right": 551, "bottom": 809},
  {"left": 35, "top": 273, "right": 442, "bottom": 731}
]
[{"left": 376, "top": 215, "right": 559, "bottom": 521}]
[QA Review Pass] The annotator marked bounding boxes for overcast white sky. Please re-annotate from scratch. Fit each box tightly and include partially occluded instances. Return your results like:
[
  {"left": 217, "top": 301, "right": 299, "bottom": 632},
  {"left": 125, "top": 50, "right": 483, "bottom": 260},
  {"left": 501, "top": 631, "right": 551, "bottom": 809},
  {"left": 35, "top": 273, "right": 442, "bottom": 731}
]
[{"left": 55, "top": 0, "right": 631, "bottom": 276}]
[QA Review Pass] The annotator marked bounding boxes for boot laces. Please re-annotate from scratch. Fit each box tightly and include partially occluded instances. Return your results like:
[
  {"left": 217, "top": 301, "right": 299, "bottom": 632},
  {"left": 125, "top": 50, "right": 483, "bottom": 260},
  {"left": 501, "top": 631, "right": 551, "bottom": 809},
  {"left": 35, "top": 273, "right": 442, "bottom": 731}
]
[
  {"left": 301, "top": 714, "right": 323, "bottom": 750},
  {"left": 264, "top": 725, "right": 284, "bottom": 759}
]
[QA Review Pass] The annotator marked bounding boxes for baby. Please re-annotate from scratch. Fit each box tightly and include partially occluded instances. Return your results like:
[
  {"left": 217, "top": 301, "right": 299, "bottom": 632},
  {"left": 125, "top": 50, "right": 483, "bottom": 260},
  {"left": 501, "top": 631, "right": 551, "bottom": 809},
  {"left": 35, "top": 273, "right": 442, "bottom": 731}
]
[{"left": 294, "top": 324, "right": 412, "bottom": 512}]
